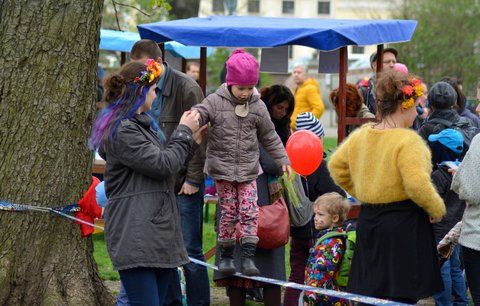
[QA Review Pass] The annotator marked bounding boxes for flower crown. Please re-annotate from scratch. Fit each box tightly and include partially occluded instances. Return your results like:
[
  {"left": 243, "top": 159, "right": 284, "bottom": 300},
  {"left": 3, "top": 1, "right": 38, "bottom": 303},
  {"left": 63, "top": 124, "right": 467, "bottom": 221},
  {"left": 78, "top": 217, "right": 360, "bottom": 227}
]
[
  {"left": 134, "top": 59, "right": 162, "bottom": 85},
  {"left": 401, "top": 78, "right": 424, "bottom": 109}
]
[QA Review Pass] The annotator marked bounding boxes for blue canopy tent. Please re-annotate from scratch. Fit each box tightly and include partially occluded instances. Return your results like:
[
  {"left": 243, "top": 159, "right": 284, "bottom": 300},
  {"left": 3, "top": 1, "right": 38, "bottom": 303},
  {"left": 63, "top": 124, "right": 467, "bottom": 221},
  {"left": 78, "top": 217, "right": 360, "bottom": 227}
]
[
  {"left": 100, "top": 29, "right": 140, "bottom": 52},
  {"left": 137, "top": 16, "right": 417, "bottom": 142},
  {"left": 138, "top": 16, "right": 416, "bottom": 51},
  {"left": 99, "top": 29, "right": 212, "bottom": 65}
]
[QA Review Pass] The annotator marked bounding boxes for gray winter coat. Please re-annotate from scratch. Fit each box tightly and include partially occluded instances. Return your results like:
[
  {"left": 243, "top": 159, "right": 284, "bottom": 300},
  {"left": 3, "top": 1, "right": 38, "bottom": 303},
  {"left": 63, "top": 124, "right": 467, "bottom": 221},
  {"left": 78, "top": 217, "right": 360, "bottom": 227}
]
[
  {"left": 193, "top": 84, "right": 289, "bottom": 183},
  {"left": 99, "top": 113, "right": 197, "bottom": 270}
]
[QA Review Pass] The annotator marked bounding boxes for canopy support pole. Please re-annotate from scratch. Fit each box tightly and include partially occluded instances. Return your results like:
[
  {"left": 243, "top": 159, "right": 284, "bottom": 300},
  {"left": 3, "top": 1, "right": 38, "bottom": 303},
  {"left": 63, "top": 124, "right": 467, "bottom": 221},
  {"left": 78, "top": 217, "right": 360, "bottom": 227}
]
[
  {"left": 181, "top": 58, "right": 187, "bottom": 73},
  {"left": 159, "top": 43, "right": 165, "bottom": 61},
  {"left": 200, "top": 47, "right": 207, "bottom": 96},
  {"left": 376, "top": 44, "right": 384, "bottom": 75},
  {"left": 120, "top": 52, "right": 126, "bottom": 65},
  {"left": 337, "top": 47, "right": 348, "bottom": 144}
]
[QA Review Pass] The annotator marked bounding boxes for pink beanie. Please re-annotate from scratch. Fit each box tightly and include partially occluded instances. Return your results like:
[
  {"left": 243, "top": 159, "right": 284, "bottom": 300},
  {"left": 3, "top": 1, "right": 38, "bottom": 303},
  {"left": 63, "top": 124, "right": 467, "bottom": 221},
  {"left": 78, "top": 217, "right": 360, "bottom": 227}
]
[
  {"left": 226, "top": 49, "right": 259, "bottom": 86},
  {"left": 395, "top": 63, "right": 409, "bottom": 75}
]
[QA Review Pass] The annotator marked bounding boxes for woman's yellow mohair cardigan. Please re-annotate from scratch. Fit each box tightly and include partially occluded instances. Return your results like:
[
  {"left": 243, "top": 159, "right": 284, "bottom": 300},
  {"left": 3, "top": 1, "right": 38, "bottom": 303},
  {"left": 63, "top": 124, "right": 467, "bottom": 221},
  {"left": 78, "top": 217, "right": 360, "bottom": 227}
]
[{"left": 328, "top": 124, "right": 446, "bottom": 219}]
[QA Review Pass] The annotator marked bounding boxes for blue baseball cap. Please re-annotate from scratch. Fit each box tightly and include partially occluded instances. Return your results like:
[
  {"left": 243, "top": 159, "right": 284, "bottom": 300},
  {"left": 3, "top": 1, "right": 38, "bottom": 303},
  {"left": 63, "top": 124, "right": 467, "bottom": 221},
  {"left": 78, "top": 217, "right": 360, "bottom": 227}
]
[{"left": 428, "top": 129, "right": 464, "bottom": 154}]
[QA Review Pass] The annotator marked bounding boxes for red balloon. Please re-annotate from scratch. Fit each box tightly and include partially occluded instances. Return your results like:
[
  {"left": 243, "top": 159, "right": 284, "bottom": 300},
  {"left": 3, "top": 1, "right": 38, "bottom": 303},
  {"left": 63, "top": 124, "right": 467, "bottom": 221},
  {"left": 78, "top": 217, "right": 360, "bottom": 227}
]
[{"left": 286, "top": 130, "right": 324, "bottom": 176}]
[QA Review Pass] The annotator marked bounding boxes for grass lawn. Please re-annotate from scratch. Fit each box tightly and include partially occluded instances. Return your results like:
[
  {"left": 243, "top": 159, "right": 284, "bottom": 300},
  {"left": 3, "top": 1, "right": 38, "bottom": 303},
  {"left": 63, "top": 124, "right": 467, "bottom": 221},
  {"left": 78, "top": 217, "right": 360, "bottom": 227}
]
[
  {"left": 93, "top": 137, "right": 338, "bottom": 298},
  {"left": 323, "top": 136, "right": 338, "bottom": 159},
  {"left": 93, "top": 234, "right": 119, "bottom": 281}
]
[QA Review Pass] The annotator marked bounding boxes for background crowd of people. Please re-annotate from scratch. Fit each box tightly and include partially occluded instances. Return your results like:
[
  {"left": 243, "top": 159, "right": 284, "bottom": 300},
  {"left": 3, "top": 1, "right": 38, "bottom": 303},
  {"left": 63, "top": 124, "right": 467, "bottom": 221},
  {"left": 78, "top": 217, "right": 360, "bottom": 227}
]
[{"left": 92, "top": 41, "right": 480, "bottom": 306}]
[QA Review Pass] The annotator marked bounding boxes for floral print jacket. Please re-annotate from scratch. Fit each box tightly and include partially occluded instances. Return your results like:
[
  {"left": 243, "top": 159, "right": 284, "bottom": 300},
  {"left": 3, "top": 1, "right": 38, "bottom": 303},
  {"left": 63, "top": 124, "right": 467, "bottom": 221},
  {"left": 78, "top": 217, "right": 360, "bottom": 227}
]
[{"left": 304, "top": 227, "right": 346, "bottom": 305}]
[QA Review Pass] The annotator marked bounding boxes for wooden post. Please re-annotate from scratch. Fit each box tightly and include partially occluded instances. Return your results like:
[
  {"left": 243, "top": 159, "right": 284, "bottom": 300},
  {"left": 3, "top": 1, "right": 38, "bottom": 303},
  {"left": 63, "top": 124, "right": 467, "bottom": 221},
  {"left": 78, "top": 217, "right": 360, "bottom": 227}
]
[
  {"left": 159, "top": 42, "right": 165, "bottom": 61},
  {"left": 200, "top": 47, "right": 207, "bottom": 96},
  {"left": 376, "top": 44, "right": 384, "bottom": 75},
  {"left": 181, "top": 58, "right": 187, "bottom": 73},
  {"left": 120, "top": 52, "right": 126, "bottom": 65},
  {"left": 337, "top": 47, "right": 348, "bottom": 144}
]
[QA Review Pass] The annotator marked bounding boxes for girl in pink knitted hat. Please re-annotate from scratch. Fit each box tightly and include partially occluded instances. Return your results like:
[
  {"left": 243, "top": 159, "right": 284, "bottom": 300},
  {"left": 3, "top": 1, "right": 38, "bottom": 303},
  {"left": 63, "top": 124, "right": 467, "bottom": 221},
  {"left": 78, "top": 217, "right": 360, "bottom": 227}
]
[{"left": 193, "top": 49, "right": 292, "bottom": 276}]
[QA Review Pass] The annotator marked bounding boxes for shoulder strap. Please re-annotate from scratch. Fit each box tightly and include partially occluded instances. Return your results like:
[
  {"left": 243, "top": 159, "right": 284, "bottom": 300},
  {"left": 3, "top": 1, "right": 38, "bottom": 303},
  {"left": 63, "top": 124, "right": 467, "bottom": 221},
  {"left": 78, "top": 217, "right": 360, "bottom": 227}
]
[{"left": 315, "top": 231, "right": 347, "bottom": 247}]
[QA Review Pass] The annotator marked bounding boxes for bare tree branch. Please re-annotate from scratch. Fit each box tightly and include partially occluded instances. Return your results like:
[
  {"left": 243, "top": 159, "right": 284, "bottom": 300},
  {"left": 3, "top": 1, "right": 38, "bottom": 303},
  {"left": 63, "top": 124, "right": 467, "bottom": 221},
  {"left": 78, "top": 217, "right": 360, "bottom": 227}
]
[
  {"left": 111, "top": 0, "right": 121, "bottom": 30},
  {"left": 113, "top": 0, "right": 152, "bottom": 17}
]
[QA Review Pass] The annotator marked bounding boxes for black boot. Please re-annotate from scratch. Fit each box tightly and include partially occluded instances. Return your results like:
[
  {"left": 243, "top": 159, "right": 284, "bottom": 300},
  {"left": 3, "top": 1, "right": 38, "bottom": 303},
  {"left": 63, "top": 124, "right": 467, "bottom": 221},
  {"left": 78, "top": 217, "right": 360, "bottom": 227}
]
[
  {"left": 241, "top": 241, "right": 260, "bottom": 276},
  {"left": 218, "top": 240, "right": 236, "bottom": 275}
]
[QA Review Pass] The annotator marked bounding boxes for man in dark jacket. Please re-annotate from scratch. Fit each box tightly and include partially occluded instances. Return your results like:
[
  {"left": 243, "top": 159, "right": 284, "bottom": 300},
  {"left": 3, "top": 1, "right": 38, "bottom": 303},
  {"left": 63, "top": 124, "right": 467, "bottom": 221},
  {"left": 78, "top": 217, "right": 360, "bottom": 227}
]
[{"left": 130, "top": 40, "right": 209, "bottom": 306}]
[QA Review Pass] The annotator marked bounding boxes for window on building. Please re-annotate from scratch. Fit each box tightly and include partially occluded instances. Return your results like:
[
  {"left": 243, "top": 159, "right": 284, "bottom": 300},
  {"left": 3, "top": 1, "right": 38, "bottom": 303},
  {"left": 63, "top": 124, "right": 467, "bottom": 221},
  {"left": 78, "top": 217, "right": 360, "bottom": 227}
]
[
  {"left": 248, "top": 0, "right": 260, "bottom": 13},
  {"left": 288, "top": 45, "right": 294, "bottom": 59},
  {"left": 212, "top": 0, "right": 224, "bottom": 13},
  {"left": 317, "top": 1, "right": 330, "bottom": 15},
  {"left": 282, "top": 1, "right": 295, "bottom": 14},
  {"left": 352, "top": 46, "right": 365, "bottom": 54}
]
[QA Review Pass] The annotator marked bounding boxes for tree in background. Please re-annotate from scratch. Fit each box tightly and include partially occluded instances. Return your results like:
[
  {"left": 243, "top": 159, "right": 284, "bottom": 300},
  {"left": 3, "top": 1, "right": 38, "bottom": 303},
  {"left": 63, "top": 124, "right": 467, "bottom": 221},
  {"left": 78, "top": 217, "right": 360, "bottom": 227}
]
[
  {"left": 169, "top": 0, "right": 201, "bottom": 19},
  {"left": 0, "top": 1, "right": 113, "bottom": 304},
  {"left": 207, "top": 48, "right": 231, "bottom": 92},
  {"left": 206, "top": 48, "right": 273, "bottom": 94},
  {"left": 102, "top": 0, "right": 200, "bottom": 31},
  {"left": 393, "top": 0, "right": 480, "bottom": 96}
]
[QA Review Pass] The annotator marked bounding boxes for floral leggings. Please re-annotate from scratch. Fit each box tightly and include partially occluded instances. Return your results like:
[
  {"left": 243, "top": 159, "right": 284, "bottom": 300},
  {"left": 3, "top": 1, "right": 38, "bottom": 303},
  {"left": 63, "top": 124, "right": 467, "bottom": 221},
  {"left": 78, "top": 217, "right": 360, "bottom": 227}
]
[{"left": 215, "top": 180, "right": 258, "bottom": 241}]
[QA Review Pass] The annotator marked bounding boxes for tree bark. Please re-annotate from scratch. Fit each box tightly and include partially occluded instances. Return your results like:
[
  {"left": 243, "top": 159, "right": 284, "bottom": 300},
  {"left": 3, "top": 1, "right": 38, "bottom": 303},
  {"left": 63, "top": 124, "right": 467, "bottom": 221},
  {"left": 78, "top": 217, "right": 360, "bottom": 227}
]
[{"left": 0, "top": 1, "right": 114, "bottom": 305}]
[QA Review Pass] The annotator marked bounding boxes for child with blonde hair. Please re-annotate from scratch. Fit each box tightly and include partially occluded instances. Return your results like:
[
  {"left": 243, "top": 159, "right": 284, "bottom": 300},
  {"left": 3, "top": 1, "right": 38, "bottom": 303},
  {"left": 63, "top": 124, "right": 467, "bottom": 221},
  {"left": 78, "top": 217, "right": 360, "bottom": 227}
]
[{"left": 304, "top": 192, "right": 351, "bottom": 306}]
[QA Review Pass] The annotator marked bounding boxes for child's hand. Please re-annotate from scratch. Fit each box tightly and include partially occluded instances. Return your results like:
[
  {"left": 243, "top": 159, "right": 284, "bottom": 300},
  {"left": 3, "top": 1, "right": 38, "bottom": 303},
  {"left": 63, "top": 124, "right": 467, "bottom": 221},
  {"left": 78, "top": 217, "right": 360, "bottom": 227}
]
[
  {"left": 282, "top": 164, "right": 293, "bottom": 180},
  {"left": 180, "top": 110, "right": 200, "bottom": 133},
  {"left": 193, "top": 124, "right": 208, "bottom": 145}
]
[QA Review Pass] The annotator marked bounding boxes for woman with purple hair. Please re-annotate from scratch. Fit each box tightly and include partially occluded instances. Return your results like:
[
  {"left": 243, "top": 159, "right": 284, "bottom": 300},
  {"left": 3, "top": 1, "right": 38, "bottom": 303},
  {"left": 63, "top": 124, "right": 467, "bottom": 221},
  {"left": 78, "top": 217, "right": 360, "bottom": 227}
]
[{"left": 89, "top": 60, "right": 204, "bottom": 305}]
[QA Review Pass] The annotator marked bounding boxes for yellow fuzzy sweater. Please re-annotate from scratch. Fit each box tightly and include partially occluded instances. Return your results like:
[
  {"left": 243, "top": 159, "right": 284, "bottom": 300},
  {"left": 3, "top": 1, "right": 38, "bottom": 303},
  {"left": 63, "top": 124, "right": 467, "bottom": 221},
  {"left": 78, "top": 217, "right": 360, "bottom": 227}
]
[{"left": 328, "top": 124, "right": 446, "bottom": 219}]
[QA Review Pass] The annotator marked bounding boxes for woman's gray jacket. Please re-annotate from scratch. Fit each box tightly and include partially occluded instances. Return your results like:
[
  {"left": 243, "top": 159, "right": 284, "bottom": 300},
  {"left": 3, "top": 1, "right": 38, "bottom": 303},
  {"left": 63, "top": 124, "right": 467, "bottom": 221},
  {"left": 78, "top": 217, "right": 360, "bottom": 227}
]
[{"left": 100, "top": 113, "right": 197, "bottom": 270}]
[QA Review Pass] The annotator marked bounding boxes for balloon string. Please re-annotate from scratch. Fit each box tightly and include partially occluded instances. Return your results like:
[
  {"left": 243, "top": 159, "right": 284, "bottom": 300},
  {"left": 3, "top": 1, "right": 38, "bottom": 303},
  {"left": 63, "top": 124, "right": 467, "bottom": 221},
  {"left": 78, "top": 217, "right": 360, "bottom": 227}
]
[{"left": 301, "top": 175, "right": 310, "bottom": 198}]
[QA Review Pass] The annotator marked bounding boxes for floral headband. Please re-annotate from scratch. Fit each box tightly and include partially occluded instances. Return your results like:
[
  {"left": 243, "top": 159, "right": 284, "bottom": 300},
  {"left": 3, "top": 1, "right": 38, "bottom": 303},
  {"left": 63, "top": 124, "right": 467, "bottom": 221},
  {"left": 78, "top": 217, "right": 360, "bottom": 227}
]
[
  {"left": 401, "top": 78, "right": 424, "bottom": 109},
  {"left": 134, "top": 59, "right": 162, "bottom": 85}
]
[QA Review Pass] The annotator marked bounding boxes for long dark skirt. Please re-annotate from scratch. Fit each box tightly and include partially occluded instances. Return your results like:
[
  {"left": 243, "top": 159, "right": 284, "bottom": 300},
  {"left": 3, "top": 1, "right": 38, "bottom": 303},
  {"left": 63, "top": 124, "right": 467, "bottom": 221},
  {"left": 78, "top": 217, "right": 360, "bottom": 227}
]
[{"left": 347, "top": 200, "right": 443, "bottom": 302}]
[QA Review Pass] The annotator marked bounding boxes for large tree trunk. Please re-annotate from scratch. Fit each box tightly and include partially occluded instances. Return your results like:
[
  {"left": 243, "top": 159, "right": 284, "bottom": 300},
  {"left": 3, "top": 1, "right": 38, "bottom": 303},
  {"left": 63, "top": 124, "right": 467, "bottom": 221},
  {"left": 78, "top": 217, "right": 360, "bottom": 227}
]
[{"left": 0, "top": 1, "right": 113, "bottom": 305}]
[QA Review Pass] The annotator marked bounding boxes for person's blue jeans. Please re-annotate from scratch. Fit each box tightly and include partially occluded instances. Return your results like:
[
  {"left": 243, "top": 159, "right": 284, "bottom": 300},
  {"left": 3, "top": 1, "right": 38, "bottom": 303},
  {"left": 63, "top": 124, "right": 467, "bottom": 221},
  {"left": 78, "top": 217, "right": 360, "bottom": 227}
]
[
  {"left": 119, "top": 267, "right": 173, "bottom": 306},
  {"left": 115, "top": 282, "right": 129, "bottom": 306},
  {"left": 433, "top": 245, "right": 469, "bottom": 306},
  {"left": 164, "top": 185, "right": 210, "bottom": 306},
  {"left": 462, "top": 246, "right": 480, "bottom": 306}
]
